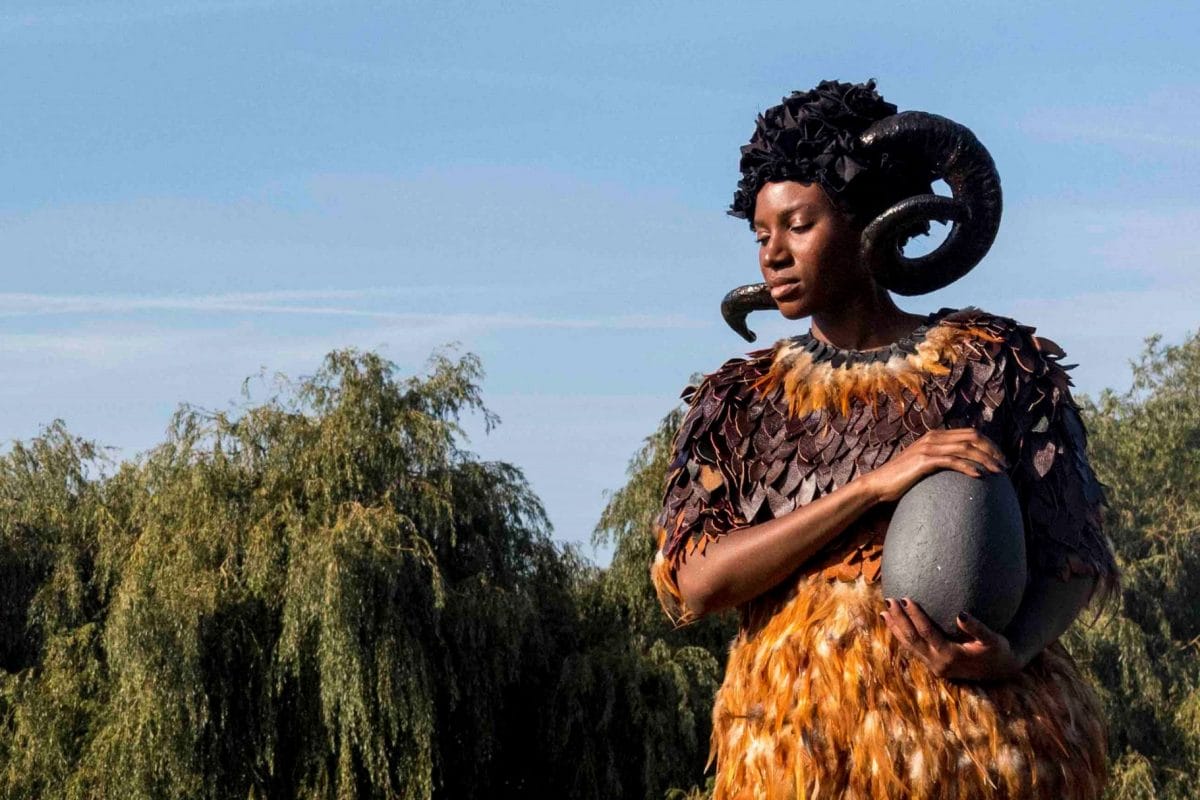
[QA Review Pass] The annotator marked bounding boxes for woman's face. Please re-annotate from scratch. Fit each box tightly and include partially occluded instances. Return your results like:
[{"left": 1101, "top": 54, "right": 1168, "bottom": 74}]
[{"left": 752, "top": 180, "right": 874, "bottom": 320}]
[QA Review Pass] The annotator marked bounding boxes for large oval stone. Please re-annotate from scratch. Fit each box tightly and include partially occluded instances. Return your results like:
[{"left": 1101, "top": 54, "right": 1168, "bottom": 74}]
[{"left": 881, "top": 470, "right": 1026, "bottom": 638}]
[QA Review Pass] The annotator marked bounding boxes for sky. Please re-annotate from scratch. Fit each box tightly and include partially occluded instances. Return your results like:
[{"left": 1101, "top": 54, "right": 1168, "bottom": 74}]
[{"left": 3, "top": 1, "right": 1198, "bottom": 565}]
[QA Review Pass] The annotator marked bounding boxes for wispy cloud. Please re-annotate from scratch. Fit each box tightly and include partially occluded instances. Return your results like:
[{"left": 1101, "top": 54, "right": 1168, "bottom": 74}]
[
  {"left": 0, "top": 288, "right": 369, "bottom": 316},
  {"left": 0, "top": 290, "right": 708, "bottom": 331}
]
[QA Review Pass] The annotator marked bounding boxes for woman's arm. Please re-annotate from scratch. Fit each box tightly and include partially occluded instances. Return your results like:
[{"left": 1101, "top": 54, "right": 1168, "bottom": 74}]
[
  {"left": 675, "top": 428, "right": 1008, "bottom": 616},
  {"left": 674, "top": 476, "right": 878, "bottom": 616}
]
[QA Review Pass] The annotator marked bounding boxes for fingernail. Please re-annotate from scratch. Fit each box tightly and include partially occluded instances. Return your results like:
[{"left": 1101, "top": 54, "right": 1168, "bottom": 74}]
[
  {"left": 884, "top": 598, "right": 893, "bottom": 609},
  {"left": 879, "top": 612, "right": 887, "bottom": 621},
  {"left": 899, "top": 598, "right": 909, "bottom": 608},
  {"left": 957, "top": 613, "right": 967, "bottom": 622}
]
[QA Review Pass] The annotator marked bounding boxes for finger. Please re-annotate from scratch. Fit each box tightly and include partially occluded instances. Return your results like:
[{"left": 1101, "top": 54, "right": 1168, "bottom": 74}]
[
  {"left": 956, "top": 612, "right": 1002, "bottom": 645},
  {"left": 930, "top": 427, "right": 987, "bottom": 442},
  {"left": 899, "top": 598, "right": 951, "bottom": 650},
  {"left": 880, "top": 601, "right": 910, "bottom": 642},
  {"left": 884, "top": 598, "right": 923, "bottom": 649},
  {"left": 880, "top": 609, "right": 905, "bottom": 644},
  {"left": 962, "top": 437, "right": 1009, "bottom": 470},
  {"left": 881, "top": 608, "right": 931, "bottom": 665},
  {"left": 928, "top": 443, "right": 1003, "bottom": 473},
  {"left": 926, "top": 438, "right": 1002, "bottom": 464},
  {"left": 969, "top": 431, "right": 1008, "bottom": 465},
  {"left": 931, "top": 455, "right": 989, "bottom": 478},
  {"left": 958, "top": 441, "right": 1006, "bottom": 473},
  {"left": 930, "top": 429, "right": 1009, "bottom": 468}
]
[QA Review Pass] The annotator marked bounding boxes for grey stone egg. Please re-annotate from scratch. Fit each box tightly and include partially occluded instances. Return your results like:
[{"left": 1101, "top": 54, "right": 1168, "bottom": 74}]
[{"left": 881, "top": 470, "right": 1026, "bottom": 638}]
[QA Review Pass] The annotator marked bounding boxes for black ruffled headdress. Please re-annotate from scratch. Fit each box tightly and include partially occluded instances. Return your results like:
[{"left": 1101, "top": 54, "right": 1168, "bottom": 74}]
[{"left": 729, "top": 79, "right": 931, "bottom": 225}]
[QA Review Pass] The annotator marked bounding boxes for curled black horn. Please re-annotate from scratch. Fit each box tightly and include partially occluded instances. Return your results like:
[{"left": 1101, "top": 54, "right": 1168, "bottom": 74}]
[
  {"left": 721, "top": 283, "right": 775, "bottom": 342},
  {"left": 858, "top": 111, "right": 1002, "bottom": 295}
]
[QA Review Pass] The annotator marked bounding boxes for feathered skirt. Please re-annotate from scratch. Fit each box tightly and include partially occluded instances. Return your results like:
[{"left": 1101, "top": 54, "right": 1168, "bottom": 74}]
[{"left": 710, "top": 574, "right": 1108, "bottom": 800}]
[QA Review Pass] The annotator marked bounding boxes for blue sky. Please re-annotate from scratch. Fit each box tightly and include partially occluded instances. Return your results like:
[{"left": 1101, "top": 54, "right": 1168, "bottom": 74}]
[{"left": 3, "top": 1, "right": 1198, "bottom": 564}]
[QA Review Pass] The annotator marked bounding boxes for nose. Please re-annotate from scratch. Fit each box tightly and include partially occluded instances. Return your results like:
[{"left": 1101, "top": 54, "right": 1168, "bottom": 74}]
[{"left": 761, "top": 234, "right": 790, "bottom": 272}]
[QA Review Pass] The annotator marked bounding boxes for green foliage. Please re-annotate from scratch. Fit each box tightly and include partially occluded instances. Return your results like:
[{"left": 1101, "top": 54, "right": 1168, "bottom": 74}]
[
  {"left": 1067, "top": 330, "right": 1200, "bottom": 799},
  {"left": 584, "top": 406, "right": 738, "bottom": 798},
  {"left": 1, "top": 349, "right": 644, "bottom": 799}
]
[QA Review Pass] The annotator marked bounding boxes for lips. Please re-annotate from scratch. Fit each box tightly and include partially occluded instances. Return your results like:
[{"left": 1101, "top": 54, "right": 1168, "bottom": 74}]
[{"left": 769, "top": 281, "right": 803, "bottom": 301}]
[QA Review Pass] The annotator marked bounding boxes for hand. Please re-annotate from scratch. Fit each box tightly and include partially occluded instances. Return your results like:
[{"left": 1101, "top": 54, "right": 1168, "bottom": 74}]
[
  {"left": 879, "top": 597, "right": 1025, "bottom": 682},
  {"left": 861, "top": 428, "right": 1008, "bottom": 504}
]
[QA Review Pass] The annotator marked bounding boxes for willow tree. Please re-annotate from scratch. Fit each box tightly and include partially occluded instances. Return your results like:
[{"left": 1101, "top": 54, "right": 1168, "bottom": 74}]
[
  {"left": 0, "top": 349, "right": 582, "bottom": 799},
  {"left": 587, "top": 404, "right": 737, "bottom": 800}
]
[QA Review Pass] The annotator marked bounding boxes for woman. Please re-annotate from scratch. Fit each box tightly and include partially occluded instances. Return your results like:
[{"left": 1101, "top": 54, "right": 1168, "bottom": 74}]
[{"left": 651, "top": 80, "right": 1119, "bottom": 799}]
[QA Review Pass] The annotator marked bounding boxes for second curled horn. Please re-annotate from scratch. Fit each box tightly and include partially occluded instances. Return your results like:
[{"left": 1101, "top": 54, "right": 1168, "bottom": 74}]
[{"left": 721, "top": 112, "right": 1003, "bottom": 342}]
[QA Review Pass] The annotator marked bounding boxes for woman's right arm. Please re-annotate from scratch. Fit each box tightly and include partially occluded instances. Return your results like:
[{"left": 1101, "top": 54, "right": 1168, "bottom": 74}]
[{"left": 673, "top": 428, "right": 1008, "bottom": 617}]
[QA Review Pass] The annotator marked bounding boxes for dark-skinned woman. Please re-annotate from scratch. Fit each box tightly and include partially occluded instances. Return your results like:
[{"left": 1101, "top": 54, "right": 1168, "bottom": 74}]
[{"left": 650, "top": 80, "right": 1118, "bottom": 799}]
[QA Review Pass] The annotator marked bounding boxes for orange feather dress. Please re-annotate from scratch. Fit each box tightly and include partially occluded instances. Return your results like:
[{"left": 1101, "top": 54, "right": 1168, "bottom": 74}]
[{"left": 651, "top": 306, "right": 1119, "bottom": 799}]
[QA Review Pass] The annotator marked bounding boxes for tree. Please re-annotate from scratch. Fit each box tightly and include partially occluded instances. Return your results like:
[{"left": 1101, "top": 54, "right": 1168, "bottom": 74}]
[
  {"left": 1066, "top": 331, "right": 1200, "bottom": 798},
  {"left": 0, "top": 349, "right": 578, "bottom": 799},
  {"left": 581, "top": 406, "right": 737, "bottom": 798}
]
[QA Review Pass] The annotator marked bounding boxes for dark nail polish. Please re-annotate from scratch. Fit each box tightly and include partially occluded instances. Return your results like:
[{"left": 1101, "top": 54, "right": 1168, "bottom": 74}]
[
  {"left": 884, "top": 598, "right": 893, "bottom": 609},
  {"left": 899, "top": 598, "right": 909, "bottom": 608},
  {"left": 957, "top": 613, "right": 967, "bottom": 622}
]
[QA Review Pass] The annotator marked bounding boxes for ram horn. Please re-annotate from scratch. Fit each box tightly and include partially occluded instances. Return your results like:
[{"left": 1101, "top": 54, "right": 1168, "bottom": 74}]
[
  {"left": 858, "top": 111, "right": 1002, "bottom": 295},
  {"left": 720, "top": 283, "right": 775, "bottom": 343}
]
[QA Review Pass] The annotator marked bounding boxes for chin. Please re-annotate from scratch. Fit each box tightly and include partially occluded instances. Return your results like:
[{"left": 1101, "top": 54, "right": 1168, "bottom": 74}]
[{"left": 775, "top": 300, "right": 811, "bottom": 321}]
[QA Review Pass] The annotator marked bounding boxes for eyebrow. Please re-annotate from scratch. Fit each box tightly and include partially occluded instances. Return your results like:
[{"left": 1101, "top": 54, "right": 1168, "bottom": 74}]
[{"left": 753, "top": 203, "right": 819, "bottom": 228}]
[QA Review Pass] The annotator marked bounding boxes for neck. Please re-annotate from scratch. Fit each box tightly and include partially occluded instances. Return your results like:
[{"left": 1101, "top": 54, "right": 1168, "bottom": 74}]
[{"left": 809, "top": 290, "right": 926, "bottom": 351}]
